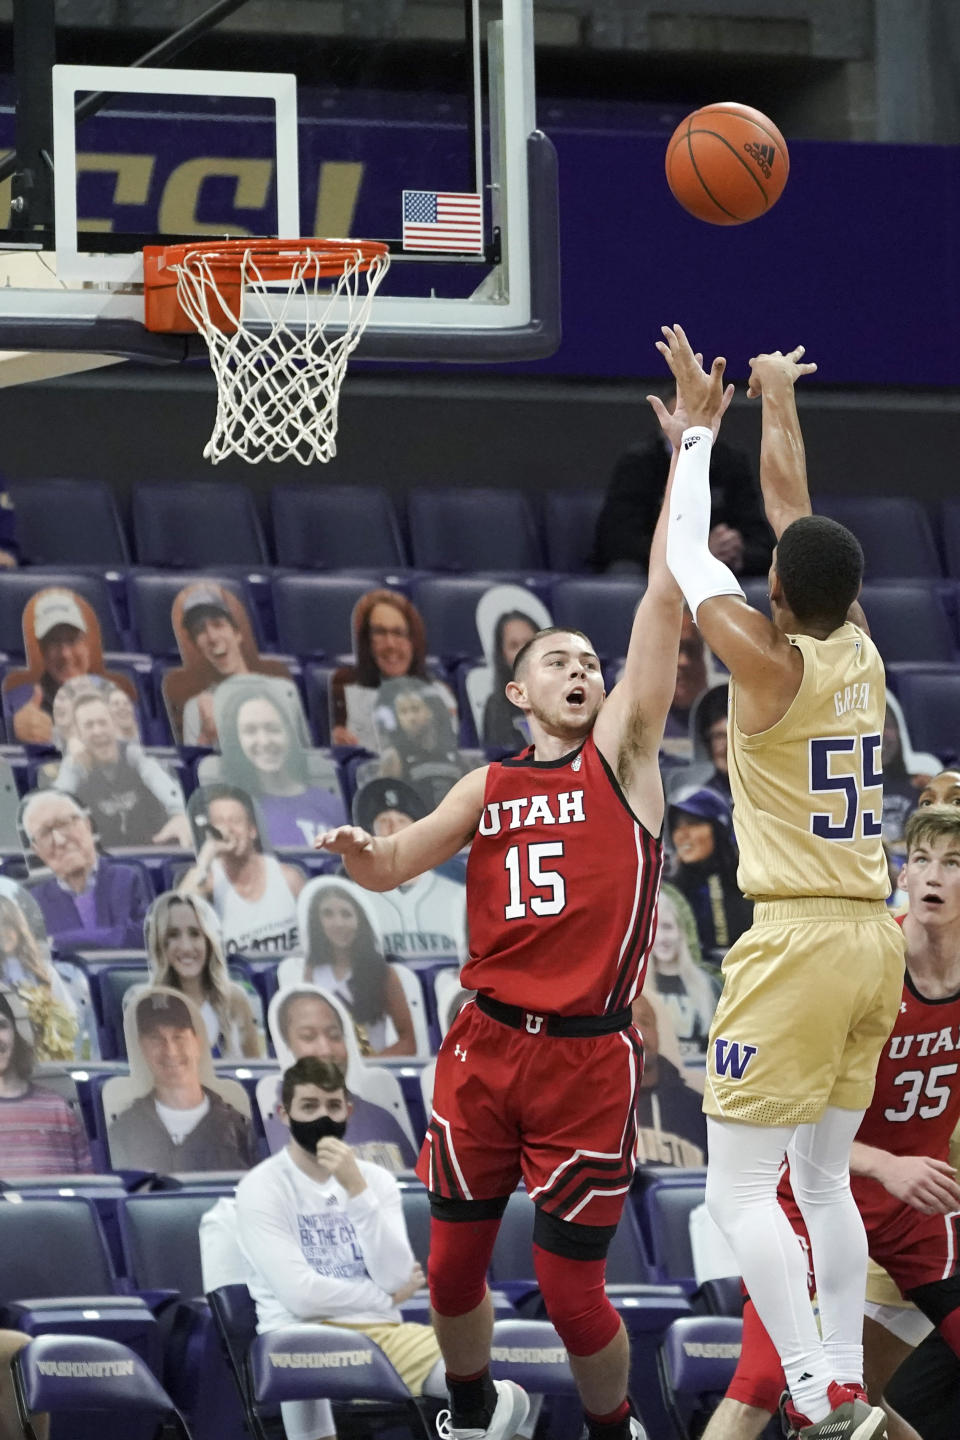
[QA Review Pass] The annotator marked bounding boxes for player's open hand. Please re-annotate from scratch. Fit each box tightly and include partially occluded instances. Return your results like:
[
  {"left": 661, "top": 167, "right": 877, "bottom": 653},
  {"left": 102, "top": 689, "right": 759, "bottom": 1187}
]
[
  {"left": 746, "top": 346, "right": 817, "bottom": 398},
  {"left": 314, "top": 824, "right": 375, "bottom": 857},
  {"left": 878, "top": 1152, "right": 960, "bottom": 1215},
  {"left": 655, "top": 325, "right": 728, "bottom": 432},
  {"left": 647, "top": 351, "right": 734, "bottom": 447}
]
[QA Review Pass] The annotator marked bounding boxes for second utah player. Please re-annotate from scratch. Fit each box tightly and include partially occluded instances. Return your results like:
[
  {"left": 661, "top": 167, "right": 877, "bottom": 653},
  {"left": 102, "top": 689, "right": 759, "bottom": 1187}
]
[{"left": 315, "top": 354, "right": 733, "bottom": 1440}]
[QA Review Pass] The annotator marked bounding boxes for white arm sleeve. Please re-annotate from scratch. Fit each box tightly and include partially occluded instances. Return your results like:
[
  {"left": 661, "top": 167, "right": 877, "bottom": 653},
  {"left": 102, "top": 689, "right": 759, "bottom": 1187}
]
[{"left": 665, "top": 426, "right": 746, "bottom": 621}]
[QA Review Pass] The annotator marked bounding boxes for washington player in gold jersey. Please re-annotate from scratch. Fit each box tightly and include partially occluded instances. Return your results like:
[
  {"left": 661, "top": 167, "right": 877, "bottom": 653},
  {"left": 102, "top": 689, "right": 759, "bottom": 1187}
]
[{"left": 660, "top": 326, "right": 905, "bottom": 1440}]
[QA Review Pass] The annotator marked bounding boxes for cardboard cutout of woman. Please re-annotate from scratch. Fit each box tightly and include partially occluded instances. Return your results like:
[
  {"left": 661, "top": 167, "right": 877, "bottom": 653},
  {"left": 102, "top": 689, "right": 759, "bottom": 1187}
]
[
  {"left": 277, "top": 875, "right": 417, "bottom": 1057},
  {"left": 145, "top": 891, "right": 264, "bottom": 1060},
  {"left": 0, "top": 984, "right": 94, "bottom": 1178},
  {"left": 0, "top": 878, "right": 78, "bottom": 1061},
  {"left": 375, "top": 677, "right": 467, "bottom": 811},
  {"left": 648, "top": 882, "right": 720, "bottom": 1060},
  {"left": 468, "top": 584, "right": 552, "bottom": 752},
  {"left": 330, "top": 588, "right": 458, "bottom": 752},
  {"left": 163, "top": 581, "right": 295, "bottom": 747},
  {"left": 258, "top": 983, "right": 418, "bottom": 1170},
  {"left": 212, "top": 675, "right": 347, "bottom": 848},
  {"left": 3, "top": 587, "right": 139, "bottom": 747},
  {"left": 105, "top": 985, "right": 256, "bottom": 1174}
]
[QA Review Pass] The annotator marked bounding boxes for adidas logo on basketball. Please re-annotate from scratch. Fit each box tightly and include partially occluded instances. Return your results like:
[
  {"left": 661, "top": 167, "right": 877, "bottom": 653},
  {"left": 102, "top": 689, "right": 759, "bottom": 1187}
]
[{"left": 743, "top": 141, "right": 776, "bottom": 178}]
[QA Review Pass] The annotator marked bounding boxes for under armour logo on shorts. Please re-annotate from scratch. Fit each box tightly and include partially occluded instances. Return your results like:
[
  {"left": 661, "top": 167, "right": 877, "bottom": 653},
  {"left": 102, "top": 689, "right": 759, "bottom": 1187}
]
[{"left": 454, "top": 1044, "right": 468, "bottom": 1062}]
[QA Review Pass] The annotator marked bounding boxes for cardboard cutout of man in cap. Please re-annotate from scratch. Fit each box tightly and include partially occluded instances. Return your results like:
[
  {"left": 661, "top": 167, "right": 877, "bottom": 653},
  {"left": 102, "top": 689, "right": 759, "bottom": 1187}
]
[
  {"left": 163, "top": 581, "right": 294, "bottom": 747},
  {"left": 3, "top": 588, "right": 138, "bottom": 747},
  {"left": 105, "top": 985, "right": 256, "bottom": 1174},
  {"left": 351, "top": 778, "right": 466, "bottom": 961}
]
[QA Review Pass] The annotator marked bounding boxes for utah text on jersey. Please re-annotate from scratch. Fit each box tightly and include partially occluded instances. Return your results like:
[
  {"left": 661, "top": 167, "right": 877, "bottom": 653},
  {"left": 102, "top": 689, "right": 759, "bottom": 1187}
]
[{"left": 478, "top": 789, "right": 586, "bottom": 834}]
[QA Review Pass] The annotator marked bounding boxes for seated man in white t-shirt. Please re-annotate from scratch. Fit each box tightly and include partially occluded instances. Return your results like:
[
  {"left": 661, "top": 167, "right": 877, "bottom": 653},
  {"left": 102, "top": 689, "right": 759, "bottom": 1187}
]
[{"left": 236, "top": 1056, "right": 466, "bottom": 1440}]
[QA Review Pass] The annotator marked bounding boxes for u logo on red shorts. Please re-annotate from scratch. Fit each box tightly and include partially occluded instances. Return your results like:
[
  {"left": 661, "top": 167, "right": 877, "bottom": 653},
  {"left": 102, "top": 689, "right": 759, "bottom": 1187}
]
[{"left": 525, "top": 1013, "right": 544, "bottom": 1034}]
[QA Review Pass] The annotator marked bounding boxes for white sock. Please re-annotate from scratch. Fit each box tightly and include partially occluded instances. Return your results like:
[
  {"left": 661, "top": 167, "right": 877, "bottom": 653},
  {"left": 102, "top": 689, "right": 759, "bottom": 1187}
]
[
  {"left": 789, "top": 1107, "right": 869, "bottom": 1390},
  {"left": 705, "top": 1116, "right": 832, "bottom": 1420}
]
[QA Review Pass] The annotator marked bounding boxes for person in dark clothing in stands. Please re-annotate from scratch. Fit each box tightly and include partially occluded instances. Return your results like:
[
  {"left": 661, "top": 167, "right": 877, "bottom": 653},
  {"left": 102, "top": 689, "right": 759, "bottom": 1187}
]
[
  {"left": 592, "top": 392, "right": 773, "bottom": 575},
  {"left": 22, "top": 790, "right": 153, "bottom": 950},
  {"left": 694, "top": 684, "right": 732, "bottom": 800},
  {"left": 668, "top": 787, "right": 753, "bottom": 967}
]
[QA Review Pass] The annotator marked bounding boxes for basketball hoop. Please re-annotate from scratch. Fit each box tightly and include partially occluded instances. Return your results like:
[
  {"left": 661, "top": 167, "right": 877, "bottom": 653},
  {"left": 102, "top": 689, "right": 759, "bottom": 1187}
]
[{"left": 143, "top": 238, "right": 391, "bottom": 466}]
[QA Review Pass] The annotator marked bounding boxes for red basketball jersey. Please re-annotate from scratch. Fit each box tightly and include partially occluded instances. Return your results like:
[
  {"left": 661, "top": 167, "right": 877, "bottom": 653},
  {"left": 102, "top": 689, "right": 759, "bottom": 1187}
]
[
  {"left": 854, "top": 969, "right": 960, "bottom": 1167},
  {"left": 461, "top": 733, "right": 662, "bottom": 1016}
]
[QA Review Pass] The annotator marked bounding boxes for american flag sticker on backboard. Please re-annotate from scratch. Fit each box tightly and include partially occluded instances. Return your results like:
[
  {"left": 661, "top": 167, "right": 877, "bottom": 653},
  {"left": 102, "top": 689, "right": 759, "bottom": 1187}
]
[{"left": 402, "top": 190, "right": 484, "bottom": 253}]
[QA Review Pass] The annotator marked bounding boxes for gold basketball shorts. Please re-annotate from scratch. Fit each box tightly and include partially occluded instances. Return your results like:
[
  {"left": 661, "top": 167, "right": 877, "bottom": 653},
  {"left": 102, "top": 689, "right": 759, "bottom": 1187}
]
[
  {"left": 703, "top": 897, "right": 905, "bottom": 1127},
  {"left": 330, "top": 1321, "right": 441, "bottom": 1396}
]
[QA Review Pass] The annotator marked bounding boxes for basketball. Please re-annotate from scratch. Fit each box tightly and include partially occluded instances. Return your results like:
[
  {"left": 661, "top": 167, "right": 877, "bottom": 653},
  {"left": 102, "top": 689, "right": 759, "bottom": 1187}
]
[{"left": 665, "top": 102, "right": 789, "bottom": 225}]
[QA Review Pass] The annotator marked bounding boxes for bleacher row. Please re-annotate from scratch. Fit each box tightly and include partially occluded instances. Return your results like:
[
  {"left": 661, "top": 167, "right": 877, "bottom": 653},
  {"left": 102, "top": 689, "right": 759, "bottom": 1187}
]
[
  {"left": 11, "top": 477, "right": 960, "bottom": 582},
  {"left": 0, "top": 1166, "right": 723, "bottom": 1440},
  {"left": 60, "top": 940, "right": 452, "bottom": 1062},
  {"left": 1, "top": 566, "right": 960, "bottom": 763}
]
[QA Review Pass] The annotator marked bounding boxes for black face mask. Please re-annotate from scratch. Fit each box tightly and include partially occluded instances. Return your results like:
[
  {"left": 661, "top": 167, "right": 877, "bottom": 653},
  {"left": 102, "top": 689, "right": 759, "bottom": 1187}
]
[{"left": 289, "top": 1113, "right": 347, "bottom": 1154}]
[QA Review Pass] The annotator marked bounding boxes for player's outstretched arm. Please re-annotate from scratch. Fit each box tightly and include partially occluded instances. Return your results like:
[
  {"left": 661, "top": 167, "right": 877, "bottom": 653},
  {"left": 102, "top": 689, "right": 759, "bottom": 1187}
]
[
  {"left": 749, "top": 345, "right": 868, "bottom": 633},
  {"left": 660, "top": 325, "right": 802, "bottom": 725},
  {"left": 595, "top": 346, "right": 733, "bottom": 831},
  {"left": 746, "top": 347, "right": 817, "bottom": 538},
  {"left": 314, "top": 765, "right": 487, "bottom": 891}
]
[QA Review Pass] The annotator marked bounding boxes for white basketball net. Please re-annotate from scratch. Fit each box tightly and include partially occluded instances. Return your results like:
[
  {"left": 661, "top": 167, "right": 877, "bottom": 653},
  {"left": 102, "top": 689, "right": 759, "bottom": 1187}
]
[{"left": 171, "top": 243, "right": 391, "bottom": 466}]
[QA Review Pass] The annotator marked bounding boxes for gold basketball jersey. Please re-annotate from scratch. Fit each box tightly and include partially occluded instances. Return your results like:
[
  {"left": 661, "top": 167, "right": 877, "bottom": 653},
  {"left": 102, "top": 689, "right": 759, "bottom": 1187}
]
[{"left": 728, "top": 621, "right": 889, "bottom": 901}]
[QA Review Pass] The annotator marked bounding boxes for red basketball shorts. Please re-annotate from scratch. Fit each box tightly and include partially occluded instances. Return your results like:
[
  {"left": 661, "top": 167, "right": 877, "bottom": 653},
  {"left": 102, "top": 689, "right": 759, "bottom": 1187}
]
[
  {"left": 416, "top": 1000, "right": 644, "bottom": 1227},
  {"left": 726, "top": 1297, "right": 785, "bottom": 1413},
  {"left": 782, "top": 1183, "right": 960, "bottom": 1295}
]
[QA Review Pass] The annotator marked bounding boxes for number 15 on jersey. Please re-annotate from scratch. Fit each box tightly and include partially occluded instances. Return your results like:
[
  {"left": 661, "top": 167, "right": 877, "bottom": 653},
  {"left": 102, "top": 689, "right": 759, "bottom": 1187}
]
[{"left": 504, "top": 842, "right": 567, "bottom": 919}]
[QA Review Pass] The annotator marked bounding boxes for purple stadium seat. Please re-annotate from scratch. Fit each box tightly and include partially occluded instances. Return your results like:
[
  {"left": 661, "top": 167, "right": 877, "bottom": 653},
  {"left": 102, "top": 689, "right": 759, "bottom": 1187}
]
[
  {"left": 8, "top": 479, "right": 130, "bottom": 567},
  {"left": 658, "top": 1315, "right": 744, "bottom": 1440},
  {"left": 893, "top": 668, "right": 960, "bottom": 764},
  {"left": 132, "top": 482, "right": 267, "bottom": 569},
  {"left": 542, "top": 490, "right": 606, "bottom": 573},
  {"left": 635, "top": 1170, "right": 707, "bottom": 1286},
  {"left": 272, "top": 484, "right": 408, "bottom": 570},
  {"left": 815, "top": 496, "right": 941, "bottom": 580},
  {"left": 858, "top": 581, "right": 956, "bottom": 664},
  {"left": 0, "top": 1197, "right": 161, "bottom": 1373},
  {"left": 209, "top": 1283, "right": 432, "bottom": 1440},
  {"left": 409, "top": 575, "right": 506, "bottom": 661},
  {"left": 407, "top": 488, "right": 544, "bottom": 573},
  {"left": 12, "top": 1334, "right": 191, "bottom": 1439},
  {"left": 549, "top": 576, "right": 646, "bottom": 661},
  {"left": 272, "top": 573, "right": 398, "bottom": 659}
]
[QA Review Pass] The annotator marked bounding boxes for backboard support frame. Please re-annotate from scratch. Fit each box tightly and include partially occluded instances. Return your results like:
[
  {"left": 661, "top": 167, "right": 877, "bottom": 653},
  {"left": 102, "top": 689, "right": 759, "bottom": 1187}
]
[{"left": 0, "top": 0, "right": 559, "bottom": 367}]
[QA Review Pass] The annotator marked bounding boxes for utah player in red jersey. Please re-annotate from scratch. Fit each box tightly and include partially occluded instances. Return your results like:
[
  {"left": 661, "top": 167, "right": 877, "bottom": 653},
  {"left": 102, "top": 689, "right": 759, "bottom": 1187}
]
[
  {"left": 315, "top": 353, "right": 734, "bottom": 1440},
  {"left": 702, "top": 801, "right": 960, "bottom": 1440}
]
